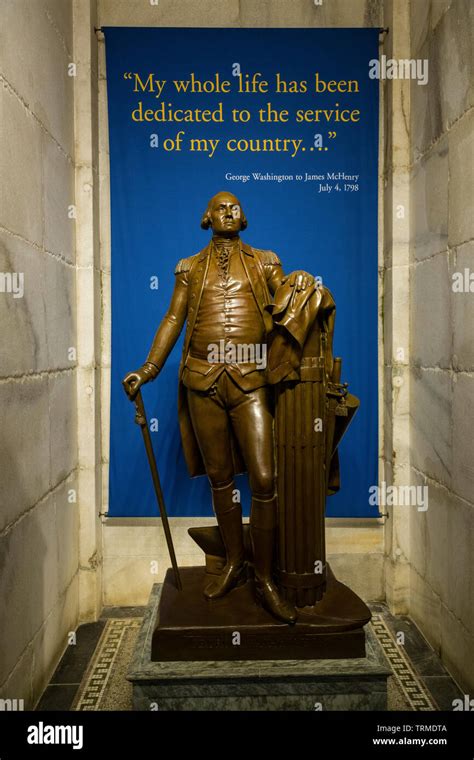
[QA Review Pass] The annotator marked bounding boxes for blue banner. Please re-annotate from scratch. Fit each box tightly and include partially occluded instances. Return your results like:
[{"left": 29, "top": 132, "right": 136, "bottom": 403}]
[{"left": 105, "top": 27, "right": 379, "bottom": 518}]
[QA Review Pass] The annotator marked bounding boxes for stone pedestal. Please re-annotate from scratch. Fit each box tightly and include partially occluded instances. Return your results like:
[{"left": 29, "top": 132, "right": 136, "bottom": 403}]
[
  {"left": 127, "top": 585, "right": 391, "bottom": 711},
  {"left": 152, "top": 565, "right": 371, "bottom": 660}
]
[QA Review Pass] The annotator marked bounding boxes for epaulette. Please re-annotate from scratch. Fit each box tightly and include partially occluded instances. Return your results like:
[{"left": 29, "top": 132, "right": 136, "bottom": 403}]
[
  {"left": 256, "top": 249, "right": 281, "bottom": 266},
  {"left": 174, "top": 256, "right": 193, "bottom": 274}
]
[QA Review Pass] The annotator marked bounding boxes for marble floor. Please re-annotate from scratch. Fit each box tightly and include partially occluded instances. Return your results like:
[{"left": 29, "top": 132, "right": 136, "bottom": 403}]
[{"left": 36, "top": 603, "right": 464, "bottom": 711}]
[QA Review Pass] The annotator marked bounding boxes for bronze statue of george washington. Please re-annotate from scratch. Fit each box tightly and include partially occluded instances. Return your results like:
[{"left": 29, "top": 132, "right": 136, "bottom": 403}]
[{"left": 123, "top": 191, "right": 316, "bottom": 624}]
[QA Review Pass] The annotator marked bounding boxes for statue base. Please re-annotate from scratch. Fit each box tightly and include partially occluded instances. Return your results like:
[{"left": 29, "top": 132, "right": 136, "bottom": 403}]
[
  {"left": 127, "top": 583, "right": 390, "bottom": 711},
  {"left": 151, "top": 564, "right": 371, "bottom": 661}
]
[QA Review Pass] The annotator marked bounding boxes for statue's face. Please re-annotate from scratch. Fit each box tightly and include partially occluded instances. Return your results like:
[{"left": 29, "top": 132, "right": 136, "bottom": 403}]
[{"left": 209, "top": 194, "right": 242, "bottom": 236}]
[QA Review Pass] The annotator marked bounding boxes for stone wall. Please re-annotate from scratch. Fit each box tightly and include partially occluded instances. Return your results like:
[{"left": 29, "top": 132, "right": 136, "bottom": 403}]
[
  {"left": 0, "top": 0, "right": 78, "bottom": 708},
  {"left": 97, "top": 0, "right": 386, "bottom": 608},
  {"left": 408, "top": 0, "right": 474, "bottom": 692}
]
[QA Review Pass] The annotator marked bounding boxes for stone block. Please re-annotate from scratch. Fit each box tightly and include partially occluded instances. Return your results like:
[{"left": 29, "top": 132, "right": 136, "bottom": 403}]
[
  {"left": 79, "top": 558, "right": 103, "bottom": 624},
  {"left": 388, "top": 0, "right": 410, "bottom": 56},
  {"left": 0, "top": 376, "right": 51, "bottom": 532},
  {"left": 452, "top": 373, "right": 474, "bottom": 504},
  {"left": 76, "top": 266, "right": 99, "bottom": 368},
  {"left": 446, "top": 495, "right": 473, "bottom": 633},
  {"left": 410, "top": 0, "right": 430, "bottom": 55},
  {"left": 452, "top": 241, "right": 474, "bottom": 371},
  {"left": 99, "top": 0, "right": 238, "bottom": 26},
  {"left": 49, "top": 371, "right": 78, "bottom": 487},
  {"left": 103, "top": 517, "right": 215, "bottom": 559},
  {"left": 98, "top": 75, "right": 110, "bottom": 162},
  {"left": 0, "top": 0, "right": 74, "bottom": 156},
  {"left": 43, "top": 0, "right": 74, "bottom": 55},
  {"left": 100, "top": 368, "right": 110, "bottom": 466},
  {"left": 435, "top": 0, "right": 474, "bottom": 130},
  {"left": 102, "top": 517, "right": 218, "bottom": 603},
  {"left": 103, "top": 557, "right": 157, "bottom": 606},
  {"left": 384, "top": 555, "right": 410, "bottom": 614},
  {"left": 74, "top": 166, "right": 96, "bottom": 269},
  {"left": 101, "top": 461, "right": 109, "bottom": 519},
  {"left": 383, "top": 376, "right": 393, "bottom": 469},
  {"left": 423, "top": 479, "right": 450, "bottom": 602},
  {"left": 411, "top": 137, "right": 448, "bottom": 261},
  {"left": 409, "top": 568, "right": 442, "bottom": 654},
  {"left": 379, "top": 175, "right": 393, "bottom": 269},
  {"left": 431, "top": 0, "right": 452, "bottom": 29},
  {"left": 0, "top": 495, "right": 59, "bottom": 686},
  {"left": 100, "top": 267, "right": 111, "bottom": 366},
  {"left": 31, "top": 575, "right": 79, "bottom": 706},
  {"left": 410, "top": 40, "right": 442, "bottom": 161},
  {"left": 55, "top": 477, "right": 79, "bottom": 591},
  {"left": 326, "top": 519, "right": 384, "bottom": 554},
  {"left": 410, "top": 367, "right": 452, "bottom": 487},
  {"left": 0, "top": 642, "right": 34, "bottom": 708},
  {"left": 44, "top": 255, "right": 76, "bottom": 370},
  {"left": 383, "top": 176, "right": 410, "bottom": 268},
  {"left": 392, "top": 363, "right": 410, "bottom": 417},
  {"left": 72, "top": 0, "right": 98, "bottom": 69},
  {"left": 391, "top": 264, "right": 410, "bottom": 352},
  {"left": 392, "top": 399, "right": 410, "bottom": 474},
  {"left": 103, "top": 523, "right": 165, "bottom": 559},
  {"left": 388, "top": 498, "right": 411, "bottom": 574},
  {"left": 440, "top": 603, "right": 474, "bottom": 693},
  {"left": 239, "top": 0, "right": 379, "bottom": 27},
  {"left": 77, "top": 366, "right": 100, "bottom": 469},
  {"left": 93, "top": 257, "right": 102, "bottom": 361},
  {"left": 448, "top": 109, "right": 474, "bottom": 246},
  {"left": 0, "top": 231, "right": 49, "bottom": 376},
  {"left": 411, "top": 253, "right": 452, "bottom": 368},
  {"left": 329, "top": 552, "right": 384, "bottom": 602},
  {"left": 392, "top": 80, "right": 411, "bottom": 165},
  {"left": 73, "top": 60, "right": 96, "bottom": 169},
  {"left": 42, "top": 133, "right": 75, "bottom": 263},
  {"left": 0, "top": 86, "right": 43, "bottom": 243},
  {"left": 99, "top": 0, "right": 381, "bottom": 28},
  {"left": 383, "top": 266, "right": 393, "bottom": 365},
  {"left": 77, "top": 464, "right": 101, "bottom": 567},
  {"left": 408, "top": 471, "right": 428, "bottom": 580}
]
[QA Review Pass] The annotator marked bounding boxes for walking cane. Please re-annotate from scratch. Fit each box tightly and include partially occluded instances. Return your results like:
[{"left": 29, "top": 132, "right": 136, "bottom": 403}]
[{"left": 125, "top": 386, "right": 183, "bottom": 592}]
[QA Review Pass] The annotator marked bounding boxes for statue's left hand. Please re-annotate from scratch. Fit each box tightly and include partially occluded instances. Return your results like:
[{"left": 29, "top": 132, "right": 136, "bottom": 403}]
[
  {"left": 283, "top": 270, "right": 315, "bottom": 292},
  {"left": 122, "top": 363, "right": 159, "bottom": 401}
]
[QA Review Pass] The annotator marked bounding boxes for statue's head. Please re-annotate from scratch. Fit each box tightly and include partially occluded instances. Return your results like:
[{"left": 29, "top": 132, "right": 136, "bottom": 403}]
[{"left": 200, "top": 191, "right": 247, "bottom": 236}]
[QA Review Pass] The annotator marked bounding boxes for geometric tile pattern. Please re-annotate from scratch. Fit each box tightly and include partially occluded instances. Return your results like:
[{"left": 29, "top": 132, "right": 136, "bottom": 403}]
[
  {"left": 73, "top": 619, "right": 141, "bottom": 711},
  {"left": 370, "top": 614, "right": 437, "bottom": 711}
]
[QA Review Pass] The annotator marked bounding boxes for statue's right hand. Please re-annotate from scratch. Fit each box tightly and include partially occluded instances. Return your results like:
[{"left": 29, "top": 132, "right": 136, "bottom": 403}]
[{"left": 122, "top": 363, "right": 158, "bottom": 400}]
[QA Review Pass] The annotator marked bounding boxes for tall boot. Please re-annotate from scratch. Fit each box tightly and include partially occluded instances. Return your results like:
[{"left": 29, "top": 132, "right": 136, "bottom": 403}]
[
  {"left": 250, "top": 496, "right": 297, "bottom": 624},
  {"left": 204, "top": 482, "right": 246, "bottom": 600}
]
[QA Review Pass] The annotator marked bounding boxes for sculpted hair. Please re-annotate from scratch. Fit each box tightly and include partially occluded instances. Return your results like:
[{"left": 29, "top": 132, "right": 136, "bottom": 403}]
[{"left": 200, "top": 197, "right": 248, "bottom": 230}]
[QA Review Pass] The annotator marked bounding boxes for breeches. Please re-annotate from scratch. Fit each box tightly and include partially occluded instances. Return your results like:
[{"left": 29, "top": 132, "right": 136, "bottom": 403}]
[{"left": 186, "top": 372, "right": 275, "bottom": 498}]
